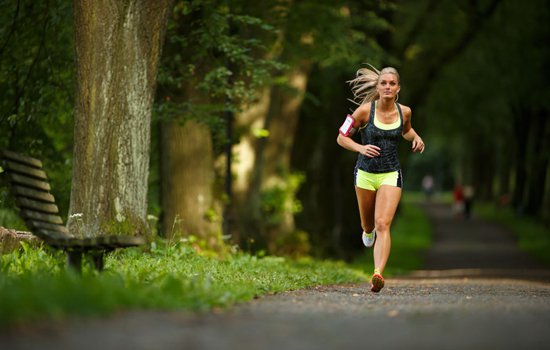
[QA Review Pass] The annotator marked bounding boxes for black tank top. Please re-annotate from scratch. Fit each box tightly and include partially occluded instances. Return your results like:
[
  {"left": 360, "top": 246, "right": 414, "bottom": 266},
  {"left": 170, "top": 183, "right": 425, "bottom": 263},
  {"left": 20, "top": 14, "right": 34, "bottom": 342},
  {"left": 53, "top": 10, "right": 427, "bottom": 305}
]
[{"left": 355, "top": 101, "right": 403, "bottom": 173}]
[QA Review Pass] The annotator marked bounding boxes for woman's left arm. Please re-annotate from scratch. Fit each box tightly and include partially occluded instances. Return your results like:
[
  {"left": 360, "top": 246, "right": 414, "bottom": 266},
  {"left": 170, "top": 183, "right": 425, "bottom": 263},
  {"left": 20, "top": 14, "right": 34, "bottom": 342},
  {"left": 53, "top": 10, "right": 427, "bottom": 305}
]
[{"left": 401, "top": 105, "right": 425, "bottom": 153}]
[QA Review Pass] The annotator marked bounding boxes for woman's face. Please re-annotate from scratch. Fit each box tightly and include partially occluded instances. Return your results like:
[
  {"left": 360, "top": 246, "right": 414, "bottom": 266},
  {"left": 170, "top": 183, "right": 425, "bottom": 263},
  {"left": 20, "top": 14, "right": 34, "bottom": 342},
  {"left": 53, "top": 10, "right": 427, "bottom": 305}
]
[{"left": 377, "top": 73, "right": 400, "bottom": 99}]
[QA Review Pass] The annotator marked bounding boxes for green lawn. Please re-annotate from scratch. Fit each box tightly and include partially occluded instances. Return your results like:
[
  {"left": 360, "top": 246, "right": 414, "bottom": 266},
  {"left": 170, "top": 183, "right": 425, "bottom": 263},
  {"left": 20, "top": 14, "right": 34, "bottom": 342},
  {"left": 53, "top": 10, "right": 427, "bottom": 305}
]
[
  {"left": 0, "top": 193, "right": 434, "bottom": 327},
  {"left": 0, "top": 240, "right": 367, "bottom": 327}
]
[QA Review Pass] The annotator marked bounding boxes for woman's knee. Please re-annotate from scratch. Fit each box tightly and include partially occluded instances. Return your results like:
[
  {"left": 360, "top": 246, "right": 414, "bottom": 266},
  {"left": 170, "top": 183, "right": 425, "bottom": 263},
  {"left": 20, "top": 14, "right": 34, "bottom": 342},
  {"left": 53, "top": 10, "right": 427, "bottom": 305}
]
[{"left": 375, "top": 217, "right": 392, "bottom": 232}]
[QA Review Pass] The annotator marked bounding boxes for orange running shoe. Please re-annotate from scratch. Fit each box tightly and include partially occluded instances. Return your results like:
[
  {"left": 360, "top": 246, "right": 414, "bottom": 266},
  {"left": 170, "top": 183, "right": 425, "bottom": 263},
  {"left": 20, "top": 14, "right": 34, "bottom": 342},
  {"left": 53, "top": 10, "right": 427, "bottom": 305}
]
[{"left": 371, "top": 273, "right": 385, "bottom": 293}]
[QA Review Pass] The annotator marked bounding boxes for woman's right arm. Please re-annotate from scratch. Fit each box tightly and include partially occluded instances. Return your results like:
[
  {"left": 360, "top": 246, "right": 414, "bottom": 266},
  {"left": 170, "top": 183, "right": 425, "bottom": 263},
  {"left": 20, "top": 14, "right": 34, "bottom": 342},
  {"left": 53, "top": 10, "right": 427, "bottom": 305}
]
[
  {"left": 336, "top": 132, "right": 361, "bottom": 152},
  {"left": 336, "top": 103, "right": 380, "bottom": 157}
]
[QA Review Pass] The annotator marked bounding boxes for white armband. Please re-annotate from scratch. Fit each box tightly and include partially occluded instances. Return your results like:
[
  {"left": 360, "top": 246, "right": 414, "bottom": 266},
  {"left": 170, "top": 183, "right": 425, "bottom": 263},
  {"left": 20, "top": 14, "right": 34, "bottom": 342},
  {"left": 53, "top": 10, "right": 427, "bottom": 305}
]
[{"left": 339, "top": 114, "right": 356, "bottom": 137}]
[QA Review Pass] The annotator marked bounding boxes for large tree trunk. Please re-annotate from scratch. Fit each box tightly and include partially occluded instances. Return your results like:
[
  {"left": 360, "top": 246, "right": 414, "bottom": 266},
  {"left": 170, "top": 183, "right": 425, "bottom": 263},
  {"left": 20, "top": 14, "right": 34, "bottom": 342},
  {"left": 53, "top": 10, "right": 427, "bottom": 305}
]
[
  {"left": 69, "top": 0, "right": 173, "bottom": 237},
  {"left": 160, "top": 119, "right": 221, "bottom": 247}
]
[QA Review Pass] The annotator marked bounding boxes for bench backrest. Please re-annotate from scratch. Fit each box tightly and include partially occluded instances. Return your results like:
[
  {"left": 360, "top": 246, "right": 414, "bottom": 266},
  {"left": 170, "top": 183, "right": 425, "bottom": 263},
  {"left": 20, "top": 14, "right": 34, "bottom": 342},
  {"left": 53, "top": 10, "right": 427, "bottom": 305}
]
[{"left": 0, "top": 150, "right": 72, "bottom": 241}]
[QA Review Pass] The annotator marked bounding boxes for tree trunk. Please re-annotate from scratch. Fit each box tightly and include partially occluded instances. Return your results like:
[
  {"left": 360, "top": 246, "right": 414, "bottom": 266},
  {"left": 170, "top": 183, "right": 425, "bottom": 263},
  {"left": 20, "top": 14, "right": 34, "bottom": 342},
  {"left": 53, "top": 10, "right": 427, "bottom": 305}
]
[
  {"left": 495, "top": 137, "right": 512, "bottom": 198},
  {"left": 243, "top": 65, "right": 309, "bottom": 253},
  {"left": 69, "top": 0, "right": 173, "bottom": 237},
  {"left": 524, "top": 108, "right": 549, "bottom": 217},
  {"left": 542, "top": 161, "right": 550, "bottom": 225},
  {"left": 512, "top": 104, "right": 530, "bottom": 213},
  {"left": 472, "top": 144, "right": 494, "bottom": 201},
  {"left": 231, "top": 87, "right": 272, "bottom": 244},
  {"left": 160, "top": 119, "right": 221, "bottom": 247},
  {"left": 262, "top": 67, "right": 309, "bottom": 188}
]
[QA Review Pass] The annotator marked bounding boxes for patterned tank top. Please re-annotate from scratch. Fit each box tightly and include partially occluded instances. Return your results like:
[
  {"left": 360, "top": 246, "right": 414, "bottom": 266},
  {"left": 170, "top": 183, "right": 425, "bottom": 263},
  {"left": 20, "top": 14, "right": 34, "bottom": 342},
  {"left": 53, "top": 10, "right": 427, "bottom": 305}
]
[{"left": 355, "top": 100, "right": 404, "bottom": 173}]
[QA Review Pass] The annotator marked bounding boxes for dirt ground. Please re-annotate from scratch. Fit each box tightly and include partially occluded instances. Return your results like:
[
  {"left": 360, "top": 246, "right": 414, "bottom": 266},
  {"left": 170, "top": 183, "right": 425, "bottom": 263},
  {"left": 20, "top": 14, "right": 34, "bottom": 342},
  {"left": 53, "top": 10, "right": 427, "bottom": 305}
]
[{"left": 2, "top": 202, "right": 550, "bottom": 350}]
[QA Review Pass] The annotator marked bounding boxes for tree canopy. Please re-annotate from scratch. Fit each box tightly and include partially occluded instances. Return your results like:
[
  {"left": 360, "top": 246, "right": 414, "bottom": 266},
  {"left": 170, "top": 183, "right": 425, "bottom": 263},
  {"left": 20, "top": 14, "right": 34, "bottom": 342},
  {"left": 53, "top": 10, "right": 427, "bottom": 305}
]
[{"left": 1, "top": 0, "right": 548, "bottom": 257}]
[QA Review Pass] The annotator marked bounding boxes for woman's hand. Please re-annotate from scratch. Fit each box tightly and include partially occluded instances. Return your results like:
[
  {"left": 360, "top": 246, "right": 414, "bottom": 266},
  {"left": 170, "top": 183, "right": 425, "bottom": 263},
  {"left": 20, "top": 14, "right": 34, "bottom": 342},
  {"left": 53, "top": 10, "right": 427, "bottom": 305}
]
[
  {"left": 359, "top": 144, "right": 381, "bottom": 158},
  {"left": 412, "top": 136, "right": 425, "bottom": 154}
]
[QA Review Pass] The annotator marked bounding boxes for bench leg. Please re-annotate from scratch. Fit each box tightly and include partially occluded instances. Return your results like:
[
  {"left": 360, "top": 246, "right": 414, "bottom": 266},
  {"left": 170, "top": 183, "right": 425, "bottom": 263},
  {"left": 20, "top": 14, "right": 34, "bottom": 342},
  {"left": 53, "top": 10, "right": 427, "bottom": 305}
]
[{"left": 66, "top": 250, "right": 82, "bottom": 273}]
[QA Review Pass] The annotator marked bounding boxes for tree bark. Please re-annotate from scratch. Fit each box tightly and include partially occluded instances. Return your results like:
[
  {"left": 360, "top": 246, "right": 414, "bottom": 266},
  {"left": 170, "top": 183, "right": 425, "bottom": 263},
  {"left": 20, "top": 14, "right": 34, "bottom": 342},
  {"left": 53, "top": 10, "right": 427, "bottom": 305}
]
[
  {"left": 69, "top": 0, "right": 173, "bottom": 237},
  {"left": 243, "top": 65, "right": 309, "bottom": 252},
  {"left": 160, "top": 119, "right": 221, "bottom": 245},
  {"left": 496, "top": 137, "right": 512, "bottom": 198},
  {"left": 231, "top": 87, "right": 272, "bottom": 245},
  {"left": 542, "top": 161, "right": 550, "bottom": 225},
  {"left": 512, "top": 104, "right": 530, "bottom": 213}
]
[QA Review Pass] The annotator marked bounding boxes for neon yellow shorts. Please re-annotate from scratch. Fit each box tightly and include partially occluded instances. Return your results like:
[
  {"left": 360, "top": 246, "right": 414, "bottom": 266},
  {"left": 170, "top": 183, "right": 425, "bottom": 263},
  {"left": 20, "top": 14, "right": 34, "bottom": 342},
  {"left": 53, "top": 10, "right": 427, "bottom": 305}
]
[{"left": 354, "top": 168, "right": 403, "bottom": 191}]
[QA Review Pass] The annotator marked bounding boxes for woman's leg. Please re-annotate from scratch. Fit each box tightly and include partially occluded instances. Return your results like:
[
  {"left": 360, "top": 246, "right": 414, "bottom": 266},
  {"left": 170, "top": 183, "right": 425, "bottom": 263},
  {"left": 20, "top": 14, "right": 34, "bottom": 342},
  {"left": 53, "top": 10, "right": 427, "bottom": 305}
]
[
  {"left": 373, "top": 185, "right": 402, "bottom": 274},
  {"left": 355, "top": 186, "right": 377, "bottom": 234}
]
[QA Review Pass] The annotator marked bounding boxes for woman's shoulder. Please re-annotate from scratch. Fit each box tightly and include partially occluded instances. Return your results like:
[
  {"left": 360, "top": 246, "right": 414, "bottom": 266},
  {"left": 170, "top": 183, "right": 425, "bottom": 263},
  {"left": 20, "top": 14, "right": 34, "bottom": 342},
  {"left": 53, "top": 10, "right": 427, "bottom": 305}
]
[
  {"left": 356, "top": 102, "right": 373, "bottom": 115},
  {"left": 397, "top": 103, "right": 412, "bottom": 117},
  {"left": 397, "top": 103, "right": 411, "bottom": 113},
  {"left": 353, "top": 102, "right": 371, "bottom": 125}
]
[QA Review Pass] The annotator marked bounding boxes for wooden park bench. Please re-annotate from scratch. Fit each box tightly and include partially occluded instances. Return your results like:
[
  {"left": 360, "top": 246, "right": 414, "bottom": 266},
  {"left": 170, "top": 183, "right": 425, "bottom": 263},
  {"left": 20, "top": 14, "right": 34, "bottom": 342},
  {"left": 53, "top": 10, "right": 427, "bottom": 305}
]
[{"left": 0, "top": 149, "right": 146, "bottom": 272}]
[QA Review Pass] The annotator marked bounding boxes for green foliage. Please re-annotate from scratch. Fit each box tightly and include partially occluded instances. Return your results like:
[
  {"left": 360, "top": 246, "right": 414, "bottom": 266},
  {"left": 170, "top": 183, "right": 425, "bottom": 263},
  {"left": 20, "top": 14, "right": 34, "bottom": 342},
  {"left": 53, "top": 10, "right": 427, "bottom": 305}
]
[
  {"left": 0, "top": 240, "right": 366, "bottom": 326},
  {"left": 281, "top": 0, "right": 391, "bottom": 68},
  {"left": 260, "top": 172, "right": 305, "bottom": 227},
  {"left": 0, "top": 0, "right": 75, "bottom": 216},
  {"left": 156, "top": 0, "right": 284, "bottom": 122},
  {"left": 0, "top": 208, "right": 27, "bottom": 232},
  {"left": 0, "top": 187, "right": 27, "bottom": 230},
  {"left": 274, "top": 230, "right": 312, "bottom": 259},
  {"left": 0, "top": 0, "right": 74, "bottom": 150}
]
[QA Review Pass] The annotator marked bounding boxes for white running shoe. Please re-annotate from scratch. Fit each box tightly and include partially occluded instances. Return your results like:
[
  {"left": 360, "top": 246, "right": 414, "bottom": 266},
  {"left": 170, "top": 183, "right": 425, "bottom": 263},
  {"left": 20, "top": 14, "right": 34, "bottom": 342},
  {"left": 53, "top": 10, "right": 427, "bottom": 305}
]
[{"left": 362, "top": 231, "right": 376, "bottom": 248}]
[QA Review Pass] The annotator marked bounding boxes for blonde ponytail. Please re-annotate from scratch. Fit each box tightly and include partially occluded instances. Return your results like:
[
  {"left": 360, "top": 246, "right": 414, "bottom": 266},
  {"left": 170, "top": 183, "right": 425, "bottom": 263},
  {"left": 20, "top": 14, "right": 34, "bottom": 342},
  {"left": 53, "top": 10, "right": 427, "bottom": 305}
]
[{"left": 348, "top": 65, "right": 400, "bottom": 106}]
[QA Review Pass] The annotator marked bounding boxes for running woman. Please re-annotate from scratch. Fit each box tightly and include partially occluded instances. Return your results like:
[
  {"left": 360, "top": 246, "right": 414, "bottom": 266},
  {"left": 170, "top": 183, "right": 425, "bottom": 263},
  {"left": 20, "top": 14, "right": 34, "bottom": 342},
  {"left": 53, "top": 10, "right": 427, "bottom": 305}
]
[{"left": 336, "top": 65, "right": 425, "bottom": 292}]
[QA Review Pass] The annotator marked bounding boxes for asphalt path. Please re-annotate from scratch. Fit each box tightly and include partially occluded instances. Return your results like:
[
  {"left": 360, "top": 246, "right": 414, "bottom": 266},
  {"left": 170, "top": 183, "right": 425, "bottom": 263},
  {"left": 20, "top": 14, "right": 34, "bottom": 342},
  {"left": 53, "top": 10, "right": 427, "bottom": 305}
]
[{"left": 3, "top": 202, "right": 550, "bottom": 350}]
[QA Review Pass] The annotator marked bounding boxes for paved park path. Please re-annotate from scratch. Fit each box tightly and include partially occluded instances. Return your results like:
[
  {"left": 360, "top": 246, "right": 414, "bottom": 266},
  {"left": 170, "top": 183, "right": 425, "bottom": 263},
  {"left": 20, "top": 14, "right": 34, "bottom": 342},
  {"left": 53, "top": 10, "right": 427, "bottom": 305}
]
[{"left": 3, "top": 202, "right": 550, "bottom": 350}]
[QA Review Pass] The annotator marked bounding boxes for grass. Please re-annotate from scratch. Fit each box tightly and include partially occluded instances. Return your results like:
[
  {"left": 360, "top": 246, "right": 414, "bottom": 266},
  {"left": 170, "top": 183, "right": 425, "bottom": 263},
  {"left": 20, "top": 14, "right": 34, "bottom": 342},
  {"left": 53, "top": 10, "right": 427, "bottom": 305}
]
[
  {"left": 351, "top": 193, "right": 432, "bottom": 276},
  {"left": 0, "top": 240, "right": 367, "bottom": 327},
  {"left": 0, "top": 192, "right": 433, "bottom": 327},
  {"left": 474, "top": 202, "right": 550, "bottom": 267}
]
